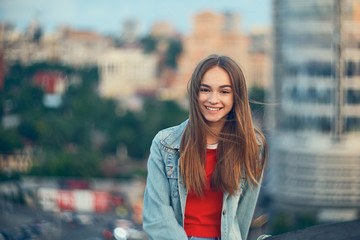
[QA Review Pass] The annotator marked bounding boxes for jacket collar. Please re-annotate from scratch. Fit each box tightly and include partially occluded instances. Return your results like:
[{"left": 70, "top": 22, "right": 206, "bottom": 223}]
[{"left": 160, "top": 119, "right": 188, "bottom": 150}]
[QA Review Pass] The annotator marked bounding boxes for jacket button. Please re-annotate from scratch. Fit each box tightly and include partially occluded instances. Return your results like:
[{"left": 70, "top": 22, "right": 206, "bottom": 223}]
[{"left": 223, "top": 210, "right": 226, "bottom": 215}]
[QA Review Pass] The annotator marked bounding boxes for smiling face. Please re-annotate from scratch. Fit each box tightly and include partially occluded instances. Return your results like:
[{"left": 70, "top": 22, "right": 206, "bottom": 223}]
[{"left": 198, "top": 66, "right": 234, "bottom": 132}]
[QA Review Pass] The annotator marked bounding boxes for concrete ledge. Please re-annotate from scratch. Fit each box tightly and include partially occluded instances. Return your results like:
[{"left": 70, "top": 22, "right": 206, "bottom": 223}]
[{"left": 266, "top": 219, "right": 360, "bottom": 240}]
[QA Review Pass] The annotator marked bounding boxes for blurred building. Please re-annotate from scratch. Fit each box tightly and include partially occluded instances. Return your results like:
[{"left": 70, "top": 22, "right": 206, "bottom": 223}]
[
  {"left": 151, "top": 21, "right": 177, "bottom": 39},
  {"left": 0, "top": 22, "right": 18, "bottom": 43},
  {"left": 33, "top": 70, "right": 68, "bottom": 108},
  {"left": 0, "top": 148, "right": 33, "bottom": 173},
  {"left": 249, "top": 27, "right": 273, "bottom": 89},
  {"left": 56, "top": 27, "right": 113, "bottom": 67},
  {"left": 0, "top": 22, "right": 43, "bottom": 64},
  {"left": 0, "top": 24, "right": 113, "bottom": 67},
  {"left": 120, "top": 19, "right": 140, "bottom": 44},
  {"left": 175, "top": 11, "right": 272, "bottom": 99},
  {"left": 0, "top": 51, "right": 4, "bottom": 89},
  {"left": 33, "top": 70, "right": 68, "bottom": 95},
  {"left": 146, "top": 21, "right": 182, "bottom": 100},
  {"left": 98, "top": 48, "right": 157, "bottom": 99},
  {"left": 268, "top": 0, "right": 360, "bottom": 222}
]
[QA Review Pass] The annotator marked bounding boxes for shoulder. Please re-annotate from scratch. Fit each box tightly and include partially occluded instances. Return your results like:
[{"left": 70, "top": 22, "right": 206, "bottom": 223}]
[
  {"left": 254, "top": 128, "right": 265, "bottom": 145},
  {"left": 254, "top": 129, "right": 267, "bottom": 168},
  {"left": 254, "top": 128, "right": 267, "bottom": 155},
  {"left": 153, "top": 119, "right": 188, "bottom": 150}
]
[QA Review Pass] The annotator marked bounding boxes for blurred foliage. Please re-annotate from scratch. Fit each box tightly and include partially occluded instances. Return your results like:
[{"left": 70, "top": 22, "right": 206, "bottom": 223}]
[
  {"left": 269, "top": 212, "right": 293, "bottom": 235},
  {"left": 140, "top": 35, "right": 183, "bottom": 69},
  {"left": 249, "top": 86, "right": 266, "bottom": 121},
  {"left": 141, "top": 36, "right": 157, "bottom": 53},
  {"left": 0, "top": 172, "right": 21, "bottom": 182},
  {"left": 0, "top": 61, "right": 188, "bottom": 178},
  {"left": 165, "top": 39, "right": 183, "bottom": 68},
  {"left": 0, "top": 128, "right": 23, "bottom": 153},
  {"left": 295, "top": 212, "right": 318, "bottom": 230},
  {"left": 269, "top": 211, "right": 319, "bottom": 235}
]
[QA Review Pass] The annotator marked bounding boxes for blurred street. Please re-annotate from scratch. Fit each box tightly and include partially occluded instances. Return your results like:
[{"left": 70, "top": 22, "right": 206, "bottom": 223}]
[
  {"left": 0, "top": 177, "right": 147, "bottom": 240},
  {"left": 0, "top": 201, "right": 147, "bottom": 240}
]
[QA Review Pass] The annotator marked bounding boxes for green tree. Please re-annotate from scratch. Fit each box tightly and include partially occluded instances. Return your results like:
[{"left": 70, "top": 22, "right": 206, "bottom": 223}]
[
  {"left": 2, "top": 61, "right": 190, "bottom": 178},
  {"left": 248, "top": 86, "right": 266, "bottom": 121},
  {"left": 0, "top": 128, "right": 23, "bottom": 153},
  {"left": 165, "top": 39, "right": 183, "bottom": 68},
  {"left": 141, "top": 36, "right": 158, "bottom": 53},
  {"left": 137, "top": 98, "right": 188, "bottom": 158}
]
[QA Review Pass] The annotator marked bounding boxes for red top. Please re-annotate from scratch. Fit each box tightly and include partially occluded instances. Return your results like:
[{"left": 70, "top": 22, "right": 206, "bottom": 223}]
[{"left": 184, "top": 148, "right": 223, "bottom": 238}]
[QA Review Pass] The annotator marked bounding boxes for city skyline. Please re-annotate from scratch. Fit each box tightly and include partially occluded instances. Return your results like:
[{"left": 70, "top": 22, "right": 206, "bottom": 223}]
[{"left": 0, "top": 0, "right": 271, "bottom": 35}]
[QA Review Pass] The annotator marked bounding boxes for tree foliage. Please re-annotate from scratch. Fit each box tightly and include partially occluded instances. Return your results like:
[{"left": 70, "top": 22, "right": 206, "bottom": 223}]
[
  {"left": 248, "top": 86, "right": 267, "bottom": 122},
  {"left": 140, "top": 35, "right": 183, "bottom": 69},
  {"left": 0, "top": 62, "right": 188, "bottom": 178}
]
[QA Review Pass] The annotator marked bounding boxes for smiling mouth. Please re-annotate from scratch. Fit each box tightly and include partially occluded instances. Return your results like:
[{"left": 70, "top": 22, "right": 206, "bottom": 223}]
[{"left": 206, "top": 106, "right": 223, "bottom": 111}]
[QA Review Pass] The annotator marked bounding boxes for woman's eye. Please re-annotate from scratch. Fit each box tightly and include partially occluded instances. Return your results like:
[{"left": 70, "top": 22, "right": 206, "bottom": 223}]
[
  {"left": 221, "top": 90, "right": 230, "bottom": 94},
  {"left": 200, "top": 88, "right": 210, "bottom": 92}
]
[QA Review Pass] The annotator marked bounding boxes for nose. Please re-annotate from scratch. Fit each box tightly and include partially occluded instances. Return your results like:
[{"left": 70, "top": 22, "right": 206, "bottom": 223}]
[{"left": 209, "top": 92, "right": 219, "bottom": 104}]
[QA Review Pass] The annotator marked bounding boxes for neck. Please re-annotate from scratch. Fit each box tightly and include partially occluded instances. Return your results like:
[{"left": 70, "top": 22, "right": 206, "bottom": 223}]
[
  {"left": 206, "top": 135, "right": 218, "bottom": 145},
  {"left": 206, "top": 121, "right": 224, "bottom": 144}
]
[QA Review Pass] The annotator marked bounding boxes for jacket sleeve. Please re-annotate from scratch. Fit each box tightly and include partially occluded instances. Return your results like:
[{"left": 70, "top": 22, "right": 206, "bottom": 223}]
[
  {"left": 236, "top": 175, "right": 263, "bottom": 240},
  {"left": 142, "top": 133, "right": 188, "bottom": 240}
]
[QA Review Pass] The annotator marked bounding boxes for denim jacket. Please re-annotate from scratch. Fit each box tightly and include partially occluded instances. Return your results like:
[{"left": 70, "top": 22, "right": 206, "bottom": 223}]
[{"left": 143, "top": 120, "right": 262, "bottom": 240}]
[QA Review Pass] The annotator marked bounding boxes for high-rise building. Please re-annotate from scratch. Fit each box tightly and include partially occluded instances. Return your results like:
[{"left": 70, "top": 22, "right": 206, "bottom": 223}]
[
  {"left": 268, "top": 0, "right": 360, "bottom": 222},
  {"left": 0, "top": 51, "right": 4, "bottom": 89}
]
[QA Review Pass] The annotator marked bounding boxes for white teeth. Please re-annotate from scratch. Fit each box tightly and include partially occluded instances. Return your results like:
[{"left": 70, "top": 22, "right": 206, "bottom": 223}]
[{"left": 206, "top": 106, "right": 221, "bottom": 111}]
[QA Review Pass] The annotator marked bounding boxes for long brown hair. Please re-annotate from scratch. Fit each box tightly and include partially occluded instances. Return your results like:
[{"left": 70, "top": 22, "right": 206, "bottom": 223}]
[{"left": 180, "top": 54, "right": 267, "bottom": 196}]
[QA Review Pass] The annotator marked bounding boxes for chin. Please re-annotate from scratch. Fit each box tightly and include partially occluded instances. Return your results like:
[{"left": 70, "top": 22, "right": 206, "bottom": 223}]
[{"left": 205, "top": 118, "right": 224, "bottom": 124}]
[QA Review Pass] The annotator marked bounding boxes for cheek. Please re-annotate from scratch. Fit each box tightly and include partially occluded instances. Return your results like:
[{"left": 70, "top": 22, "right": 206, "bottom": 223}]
[
  {"left": 198, "top": 93, "right": 207, "bottom": 103},
  {"left": 226, "top": 97, "right": 234, "bottom": 108},
  {"left": 227, "top": 101, "right": 234, "bottom": 116}
]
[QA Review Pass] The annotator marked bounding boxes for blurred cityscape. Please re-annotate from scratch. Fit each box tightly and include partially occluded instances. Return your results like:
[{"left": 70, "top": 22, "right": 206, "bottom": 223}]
[
  {"left": 267, "top": 0, "right": 360, "bottom": 226},
  {"left": 0, "top": 0, "right": 360, "bottom": 239}
]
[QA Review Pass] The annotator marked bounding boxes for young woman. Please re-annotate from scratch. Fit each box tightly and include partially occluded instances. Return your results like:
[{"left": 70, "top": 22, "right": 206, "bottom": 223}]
[{"left": 143, "top": 54, "right": 267, "bottom": 240}]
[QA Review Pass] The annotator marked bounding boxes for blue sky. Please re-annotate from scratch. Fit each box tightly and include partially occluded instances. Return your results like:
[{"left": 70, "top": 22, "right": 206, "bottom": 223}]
[{"left": 0, "top": 0, "right": 271, "bottom": 35}]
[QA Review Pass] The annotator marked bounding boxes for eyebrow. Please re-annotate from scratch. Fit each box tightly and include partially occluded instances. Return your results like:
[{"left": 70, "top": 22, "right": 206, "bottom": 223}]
[{"left": 200, "top": 83, "right": 232, "bottom": 88}]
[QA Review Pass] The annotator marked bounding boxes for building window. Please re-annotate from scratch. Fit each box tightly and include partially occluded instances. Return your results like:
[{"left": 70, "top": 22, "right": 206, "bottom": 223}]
[
  {"left": 306, "top": 61, "right": 332, "bottom": 77},
  {"left": 289, "top": 87, "right": 331, "bottom": 104},
  {"left": 286, "top": 61, "right": 333, "bottom": 77},
  {"left": 346, "top": 117, "right": 360, "bottom": 131},
  {"left": 281, "top": 115, "right": 331, "bottom": 132},
  {"left": 346, "top": 61, "right": 356, "bottom": 77},
  {"left": 346, "top": 90, "right": 360, "bottom": 104}
]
